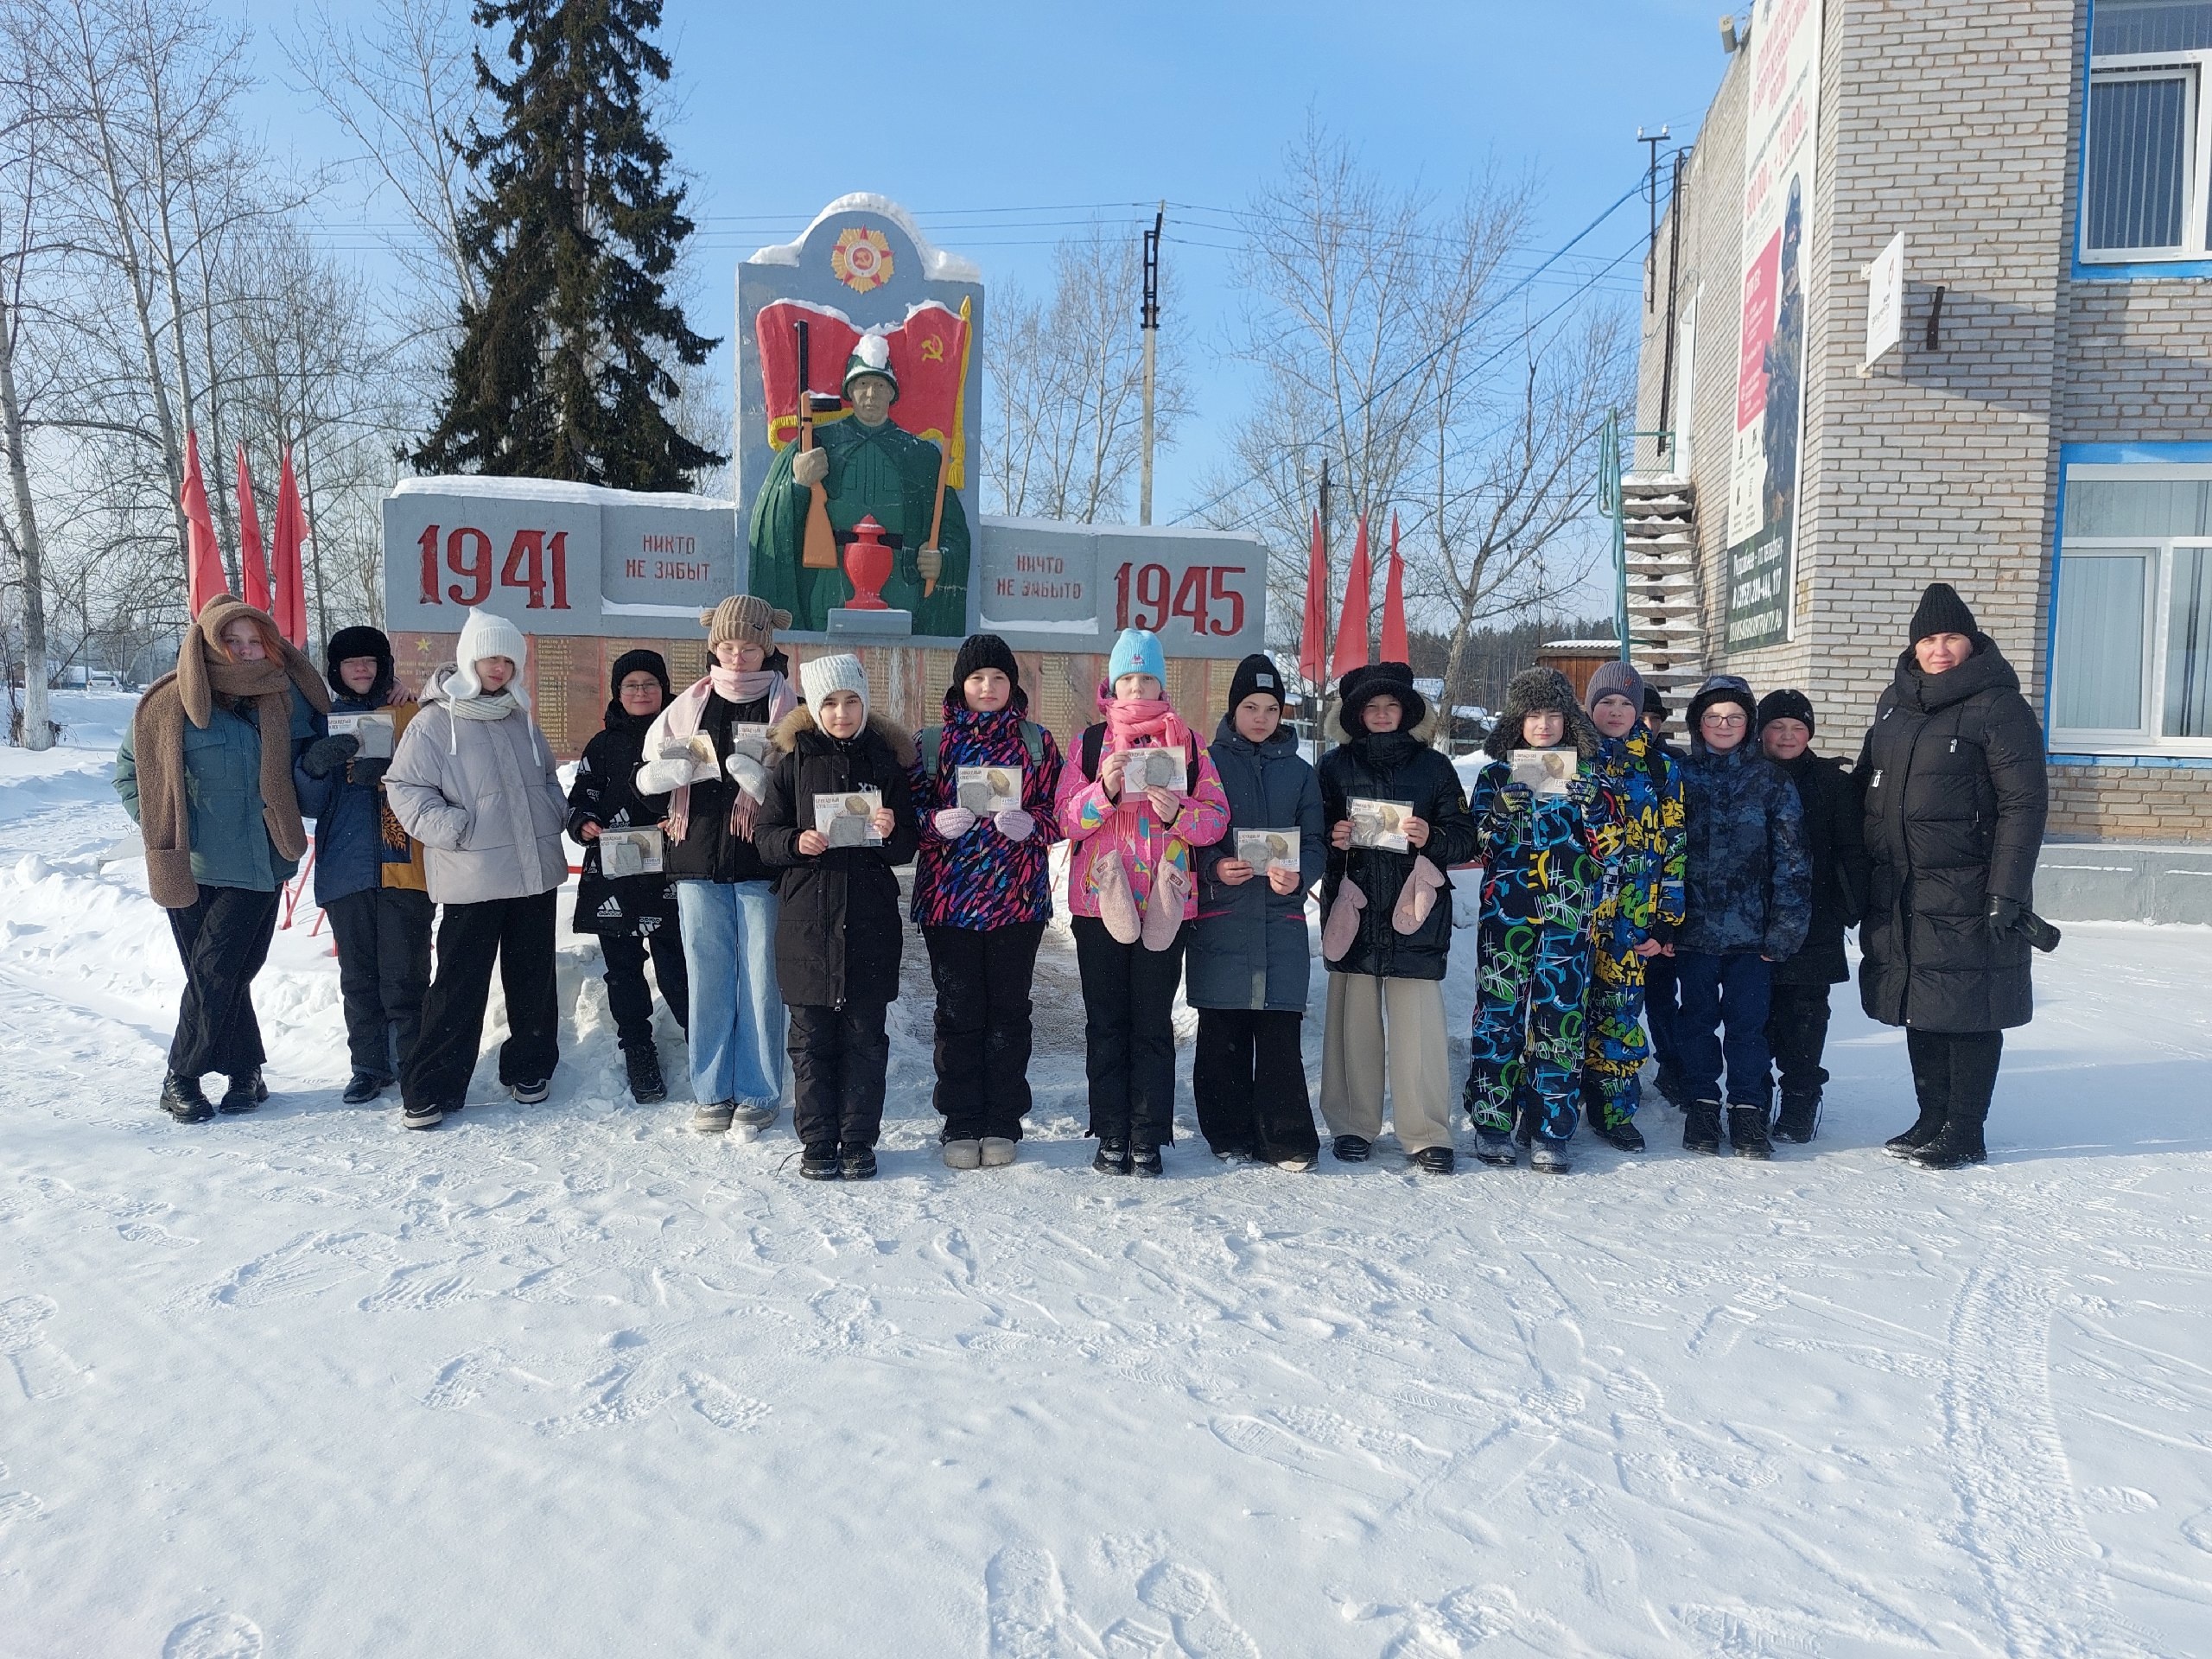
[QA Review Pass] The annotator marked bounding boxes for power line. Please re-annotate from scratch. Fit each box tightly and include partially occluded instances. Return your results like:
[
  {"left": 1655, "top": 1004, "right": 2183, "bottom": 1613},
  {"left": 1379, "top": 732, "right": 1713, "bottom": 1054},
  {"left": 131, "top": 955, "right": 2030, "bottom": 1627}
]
[{"left": 1168, "top": 174, "right": 1649, "bottom": 529}]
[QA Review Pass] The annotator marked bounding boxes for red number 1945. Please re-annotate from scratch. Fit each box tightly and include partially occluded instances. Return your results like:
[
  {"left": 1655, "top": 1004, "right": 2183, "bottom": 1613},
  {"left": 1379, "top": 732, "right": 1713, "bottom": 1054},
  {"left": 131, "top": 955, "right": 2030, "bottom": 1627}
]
[
  {"left": 1113, "top": 563, "right": 1245, "bottom": 636},
  {"left": 416, "top": 524, "right": 571, "bottom": 609}
]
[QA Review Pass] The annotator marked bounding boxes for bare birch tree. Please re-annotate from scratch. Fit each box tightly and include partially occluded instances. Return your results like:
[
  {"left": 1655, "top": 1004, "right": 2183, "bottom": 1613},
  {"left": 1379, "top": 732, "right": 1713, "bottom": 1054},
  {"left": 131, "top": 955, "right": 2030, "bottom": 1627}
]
[
  {"left": 984, "top": 220, "right": 1185, "bottom": 523},
  {"left": 1196, "top": 119, "right": 1629, "bottom": 711}
]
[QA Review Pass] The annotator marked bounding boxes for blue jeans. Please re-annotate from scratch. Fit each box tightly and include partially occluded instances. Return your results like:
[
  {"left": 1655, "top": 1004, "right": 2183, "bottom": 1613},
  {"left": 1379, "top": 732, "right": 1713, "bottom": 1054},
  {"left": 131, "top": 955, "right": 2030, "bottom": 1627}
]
[
  {"left": 676, "top": 880, "right": 785, "bottom": 1109},
  {"left": 1672, "top": 950, "right": 1773, "bottom": 1108}
]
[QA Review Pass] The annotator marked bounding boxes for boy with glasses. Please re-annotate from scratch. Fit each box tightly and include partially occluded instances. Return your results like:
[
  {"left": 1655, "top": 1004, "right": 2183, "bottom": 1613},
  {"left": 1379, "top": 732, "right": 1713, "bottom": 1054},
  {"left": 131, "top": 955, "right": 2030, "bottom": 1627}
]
[{"left": 1673, "top": 676, "right": 1811, "bottom": 1159}]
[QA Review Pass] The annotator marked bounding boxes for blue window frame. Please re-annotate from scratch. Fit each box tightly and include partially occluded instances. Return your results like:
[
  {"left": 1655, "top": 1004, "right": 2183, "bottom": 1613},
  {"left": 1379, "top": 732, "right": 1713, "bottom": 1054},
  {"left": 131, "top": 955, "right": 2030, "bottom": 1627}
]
[{"left": 2078, "top": 0, "right": 2212, "bottom": 276}]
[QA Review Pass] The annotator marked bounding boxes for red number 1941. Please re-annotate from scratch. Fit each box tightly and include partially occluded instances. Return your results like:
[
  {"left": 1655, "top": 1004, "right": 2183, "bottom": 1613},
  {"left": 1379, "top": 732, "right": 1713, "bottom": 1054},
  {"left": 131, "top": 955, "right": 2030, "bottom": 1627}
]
[
  {"left": 1113, "top": 563, "right": 1245, "bottom": 636},
  {"left": 416, "top": 524, "right": 571, "bottom": 609}
]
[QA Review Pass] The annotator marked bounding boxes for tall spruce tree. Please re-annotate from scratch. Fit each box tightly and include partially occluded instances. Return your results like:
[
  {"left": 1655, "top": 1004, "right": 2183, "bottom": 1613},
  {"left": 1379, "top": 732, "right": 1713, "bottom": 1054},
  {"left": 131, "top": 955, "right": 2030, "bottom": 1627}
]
[{"left": 413, "top": 0, "right": 722, "bottom": 488}]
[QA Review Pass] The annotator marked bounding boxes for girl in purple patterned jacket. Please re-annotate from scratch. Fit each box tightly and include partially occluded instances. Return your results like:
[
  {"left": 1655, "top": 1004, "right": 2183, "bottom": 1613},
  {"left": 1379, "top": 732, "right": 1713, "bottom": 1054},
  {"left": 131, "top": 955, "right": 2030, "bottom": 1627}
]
[{"left": 909, "top": 635, "right": 1065, "bottom": 1169}]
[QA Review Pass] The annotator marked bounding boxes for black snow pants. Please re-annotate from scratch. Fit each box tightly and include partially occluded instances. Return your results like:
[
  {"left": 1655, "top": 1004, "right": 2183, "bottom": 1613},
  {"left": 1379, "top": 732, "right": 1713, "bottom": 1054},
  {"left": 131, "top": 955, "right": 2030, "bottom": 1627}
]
[
  {"left": 403, "top": 890, "right": 560, "bottom": 1112},
  {"left": 923, "top": 921, "right": 1045, "bottom": 1142},
  {"left": 1192, "top": 1008, "right": 1319, "bottom": 1163},
  {"left": 1764, "top": 981, "right": 1834, "bottom": 1107},
  {"left": 788, "top": 1000, "right": 892, "bottom": 1154},
  {"left": 1071, "top": 915, "right": 1185, "bottom": 1149},
  {"left": 324, "top": 886, "right": 433, "bottom": 1081},
  {"left": 166, "top": 883, "right": 281, "bottom": 1079},
  {"left": 600, "top": 924, "right": 690, "bottom": 1052}
]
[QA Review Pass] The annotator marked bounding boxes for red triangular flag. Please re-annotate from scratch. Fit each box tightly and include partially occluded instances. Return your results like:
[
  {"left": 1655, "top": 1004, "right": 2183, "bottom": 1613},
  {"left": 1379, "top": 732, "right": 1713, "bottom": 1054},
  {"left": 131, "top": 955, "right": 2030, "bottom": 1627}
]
[
  {"left": 1331, "top": 515, "right": 1373, "bottom": 679},
  {"left": 181, "top": 431, "right": 226, "bottom": 618},
  {"left": 270, "top": 448, "right": 309, "bottom": 647},
  {"left": 235, "top": 444, "right": 271, "bottom": 613},
  {"left": 1298, "top": 509, "right": 1330, "bottom": 691},
  {"left": 1380, "top": 512, "right": 1409, "bottom": 664}
]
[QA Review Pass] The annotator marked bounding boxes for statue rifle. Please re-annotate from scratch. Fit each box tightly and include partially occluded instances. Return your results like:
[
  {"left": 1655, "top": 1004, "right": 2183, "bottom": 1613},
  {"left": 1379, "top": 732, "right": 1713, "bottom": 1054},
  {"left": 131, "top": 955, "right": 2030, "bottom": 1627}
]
[
  {"left": 922, "top": 440, "right": 949, "bottom": 599},
  {"left": 795, "top": 319, "right": 837, "bottom": 571}
]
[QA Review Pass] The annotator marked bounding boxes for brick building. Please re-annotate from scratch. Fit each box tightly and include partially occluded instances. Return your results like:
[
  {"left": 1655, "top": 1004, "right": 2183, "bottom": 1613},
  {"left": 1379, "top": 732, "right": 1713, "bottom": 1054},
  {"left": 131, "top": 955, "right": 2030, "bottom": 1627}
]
[{"left": 1636, "top": 0, "right": 2212, "bottom": 869}]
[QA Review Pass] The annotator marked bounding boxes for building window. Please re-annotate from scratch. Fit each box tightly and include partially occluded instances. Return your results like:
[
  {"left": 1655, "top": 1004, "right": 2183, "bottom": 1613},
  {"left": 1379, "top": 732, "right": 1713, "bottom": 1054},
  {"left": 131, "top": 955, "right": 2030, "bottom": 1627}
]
[
  {"left": 2056, "top": 465, "right": 2212, "bottom": 753},
  {"left": 2084, "top": 1, "right": 2212, "bottom": 262}
]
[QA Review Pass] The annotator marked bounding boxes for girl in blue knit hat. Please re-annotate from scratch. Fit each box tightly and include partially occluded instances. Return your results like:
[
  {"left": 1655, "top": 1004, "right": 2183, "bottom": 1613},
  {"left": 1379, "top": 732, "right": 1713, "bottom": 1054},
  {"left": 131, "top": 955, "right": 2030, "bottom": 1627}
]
[{"left": 1053, "top": 627, "right": 1230, "bottom": 1177}]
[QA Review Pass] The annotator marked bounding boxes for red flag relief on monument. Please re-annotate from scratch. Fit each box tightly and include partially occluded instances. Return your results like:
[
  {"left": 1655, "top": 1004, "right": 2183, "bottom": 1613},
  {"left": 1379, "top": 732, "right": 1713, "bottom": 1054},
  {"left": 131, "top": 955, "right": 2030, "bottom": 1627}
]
[{"left": 754, "top": 297, "right": 972, "bottom": 486}]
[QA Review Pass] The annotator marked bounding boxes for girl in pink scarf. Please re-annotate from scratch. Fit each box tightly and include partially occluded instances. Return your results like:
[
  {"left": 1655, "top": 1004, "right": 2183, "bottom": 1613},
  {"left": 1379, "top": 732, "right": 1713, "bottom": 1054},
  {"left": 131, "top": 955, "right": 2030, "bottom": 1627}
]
[{"left": 1055, "top": 628, "right": 1229, "bottom": 1176}]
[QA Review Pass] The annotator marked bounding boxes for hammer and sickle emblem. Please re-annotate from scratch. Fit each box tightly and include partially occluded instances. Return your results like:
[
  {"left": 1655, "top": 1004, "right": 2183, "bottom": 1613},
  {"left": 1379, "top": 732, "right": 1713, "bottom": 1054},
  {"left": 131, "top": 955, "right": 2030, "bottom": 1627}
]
[{"left": 920, "top": 334, "right": 945, "bottom": 364}]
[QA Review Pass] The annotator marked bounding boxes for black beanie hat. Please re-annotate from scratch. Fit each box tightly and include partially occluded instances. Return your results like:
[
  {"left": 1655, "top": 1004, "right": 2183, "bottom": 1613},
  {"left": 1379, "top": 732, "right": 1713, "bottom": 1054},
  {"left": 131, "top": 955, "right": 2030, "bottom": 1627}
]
[
  {"left": 1643, "top": 684, "right": 1669, "bottom": 718},
  {"left": 951, "top": 632, "right": 1021, "bottom": 701},
  {"left": 324, "top": 625, "right": 394, "bottom": 704},
  {"left": 609, "top": 647, "right": 672, "bottom": 703},
  {"left": 1756, "top": 688, "right": 1815, "bottom": 737},
  {"left": 1909, "top": 581, "right": 1977, "bottom": 643},
  {"left": 1226, "top": 652, "right": 1286, "bottom": 715}
]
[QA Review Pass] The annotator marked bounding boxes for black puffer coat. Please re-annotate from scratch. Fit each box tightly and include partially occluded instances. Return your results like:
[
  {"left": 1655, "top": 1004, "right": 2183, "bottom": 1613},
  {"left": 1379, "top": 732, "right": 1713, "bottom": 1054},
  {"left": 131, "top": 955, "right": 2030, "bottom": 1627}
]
[
  {"left": 753, "top": 707, "right": 919, "bottom": 1008},
  {"left": 566, "top": 701, "right": 676, "bottom": 938},
  {"left": 1769, "top": 749, "right": 1868, "bottom": 988},
  {"left": 1317, "top": 730, "right": 1478, "bottom": 982},
  {"left": 1854, "top": 638, "right": 2048, "bottom": 1032},
  {"left": 1189, "top": 719, "right": 1327, "bottom": 1012},
  {"left": 661, "top": 688, "right": 780, "bottom": 885}
]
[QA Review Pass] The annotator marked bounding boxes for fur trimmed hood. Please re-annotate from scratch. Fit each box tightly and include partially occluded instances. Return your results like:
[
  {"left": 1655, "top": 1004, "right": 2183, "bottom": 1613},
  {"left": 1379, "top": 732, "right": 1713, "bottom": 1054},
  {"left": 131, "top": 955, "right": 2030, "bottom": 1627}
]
[
  {"left": 1483, "top": 666, "right": 1603, "bottom": 761},
  {"left": 770, "top": 704, "right": 918, "bottom": 768}
]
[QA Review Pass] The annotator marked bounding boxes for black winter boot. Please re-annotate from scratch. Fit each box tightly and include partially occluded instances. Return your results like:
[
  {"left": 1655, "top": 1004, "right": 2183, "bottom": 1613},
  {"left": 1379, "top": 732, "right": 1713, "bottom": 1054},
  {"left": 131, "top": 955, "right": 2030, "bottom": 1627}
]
[
  {"left": 1094, "top": 1139, "right": 1132, "bottom": 1175},
  {"left": 1772, "top": 1092, "right": 1821, "bottom": 1143},
  {"left": 1590, "top": 1109, "right": 1647, "bottom": 1153},
  {"left": 1885, "top": 1109, "right": 1946, "bottom": 1158},
  {"left": 161, "top": 1071, "right": 213, "bottom": 1123},
  {"left": 1910, "top": 1118, "right": 1987, "bottom": 1169},
  {"left": 1130, "top": 1146, "right": 1164, "bottom": 1179},
  {"left": 1728, "top": 1106, "right": 1773, "bottom": 1160},
  {"left": 1332, "top": 1135, "right": 1371, "bottom": 1163},
  {"left": 342, "top": 1071, "right": 390, "bottom": 1105},
  {"left": 622, "top": 1044, "right": 666, "bottom": 1103},
  {"left": 218, "top": 1068, "right": 268, "bottom": 1115},
  {"left": 840, "top": 1146, "right": 878, "bottom": 1181},
  {"left": 1683, "top": 1100, "right": 1723, "bottom": 1155},
  {"left": 799, "top": 1147, "right": 842, "bottom": 1180}
]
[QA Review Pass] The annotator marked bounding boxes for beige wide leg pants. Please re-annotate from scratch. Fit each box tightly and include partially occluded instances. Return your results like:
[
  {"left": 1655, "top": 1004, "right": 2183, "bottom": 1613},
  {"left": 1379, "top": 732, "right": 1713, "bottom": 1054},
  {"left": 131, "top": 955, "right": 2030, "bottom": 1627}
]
[{"left": 1319, "top": 973, "right": 1454, "bottom": 1154}]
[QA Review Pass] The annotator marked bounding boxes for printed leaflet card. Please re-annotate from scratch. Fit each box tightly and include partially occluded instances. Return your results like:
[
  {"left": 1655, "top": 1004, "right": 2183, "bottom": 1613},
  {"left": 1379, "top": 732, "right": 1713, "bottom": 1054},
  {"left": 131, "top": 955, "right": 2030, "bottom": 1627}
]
[{"left": 815, "top": 789, "right": 884, "bottom": 849}]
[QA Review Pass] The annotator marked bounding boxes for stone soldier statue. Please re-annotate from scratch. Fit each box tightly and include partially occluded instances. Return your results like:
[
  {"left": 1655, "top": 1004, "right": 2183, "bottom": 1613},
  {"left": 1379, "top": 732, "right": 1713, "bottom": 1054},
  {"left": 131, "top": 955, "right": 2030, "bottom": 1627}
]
[{"left": 747, "top": 332, "right": 970, "bottom": 636}]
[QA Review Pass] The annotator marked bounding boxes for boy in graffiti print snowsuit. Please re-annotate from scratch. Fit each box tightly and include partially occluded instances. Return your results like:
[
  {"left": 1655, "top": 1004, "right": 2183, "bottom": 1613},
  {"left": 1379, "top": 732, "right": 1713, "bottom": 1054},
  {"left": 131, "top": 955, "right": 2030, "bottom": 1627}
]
[
  {"left": 1577, "top": 661, "right": 1686, "bottom": 1154},
  {"left": 1463, "top": 668, "right": 1623, "bottom": 1174}
]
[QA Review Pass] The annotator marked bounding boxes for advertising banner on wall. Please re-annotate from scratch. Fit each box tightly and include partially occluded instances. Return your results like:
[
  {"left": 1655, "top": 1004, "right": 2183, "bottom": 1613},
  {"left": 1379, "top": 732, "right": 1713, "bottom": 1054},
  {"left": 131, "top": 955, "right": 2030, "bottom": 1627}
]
[{"left": 1724, "top": 0, "right": 1822, "bottom": 654}]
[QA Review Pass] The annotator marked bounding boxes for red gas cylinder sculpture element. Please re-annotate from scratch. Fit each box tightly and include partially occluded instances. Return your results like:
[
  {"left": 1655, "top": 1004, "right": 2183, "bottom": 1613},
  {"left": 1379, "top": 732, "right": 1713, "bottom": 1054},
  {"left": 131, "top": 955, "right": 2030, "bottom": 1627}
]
[{"left": 843, "top": 515, "right": 894, "bottom": 611}]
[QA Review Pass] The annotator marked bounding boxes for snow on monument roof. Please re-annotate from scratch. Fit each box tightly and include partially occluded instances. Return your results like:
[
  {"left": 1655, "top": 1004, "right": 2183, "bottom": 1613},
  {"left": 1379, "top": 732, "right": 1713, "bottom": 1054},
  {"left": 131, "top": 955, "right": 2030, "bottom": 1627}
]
[
  {"left": 746, "top": 193, "right": 983, "bottom": 284},
  {"left": 392, "top": 475, "right": 734, "bottom": 512}
]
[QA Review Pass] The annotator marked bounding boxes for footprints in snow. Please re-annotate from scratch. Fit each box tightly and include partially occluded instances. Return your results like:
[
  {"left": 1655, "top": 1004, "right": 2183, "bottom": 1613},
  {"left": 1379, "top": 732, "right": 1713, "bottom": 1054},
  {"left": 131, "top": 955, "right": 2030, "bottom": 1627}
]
[
  {"left": 420, "top": 1340, "right": 770, "bottom": 1437},
  {"left": 985, "top": 1544, "right": 1256, "bottom": 1659},
  {"left": 0, "top": 1293, "right": 85, "bottom": 1401},
  {"left": 161, "top": 1612, "right": 264, "bottom": 1659}
]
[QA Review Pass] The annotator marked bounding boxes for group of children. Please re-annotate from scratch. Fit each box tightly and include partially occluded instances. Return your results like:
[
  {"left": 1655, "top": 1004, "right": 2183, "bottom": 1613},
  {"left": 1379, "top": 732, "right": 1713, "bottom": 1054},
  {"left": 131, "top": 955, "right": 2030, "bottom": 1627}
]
[{"left": 283, "top": 597, "right": 1862, "bottom": 1180}]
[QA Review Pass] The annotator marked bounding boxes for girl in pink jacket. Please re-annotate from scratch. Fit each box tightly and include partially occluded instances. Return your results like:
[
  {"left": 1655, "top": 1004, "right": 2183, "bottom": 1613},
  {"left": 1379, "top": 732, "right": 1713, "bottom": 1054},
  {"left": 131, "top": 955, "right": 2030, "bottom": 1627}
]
[{"left": 1055, "top": 628, "right": 1229, "bottom": 1176}]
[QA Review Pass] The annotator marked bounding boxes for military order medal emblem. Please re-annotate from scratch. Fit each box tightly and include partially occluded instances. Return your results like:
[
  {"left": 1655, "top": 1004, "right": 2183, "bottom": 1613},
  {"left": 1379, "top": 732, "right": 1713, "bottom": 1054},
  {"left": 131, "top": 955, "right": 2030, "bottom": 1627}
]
[{"left": 831, "top": 226, "right": 893, "bottom": 293}]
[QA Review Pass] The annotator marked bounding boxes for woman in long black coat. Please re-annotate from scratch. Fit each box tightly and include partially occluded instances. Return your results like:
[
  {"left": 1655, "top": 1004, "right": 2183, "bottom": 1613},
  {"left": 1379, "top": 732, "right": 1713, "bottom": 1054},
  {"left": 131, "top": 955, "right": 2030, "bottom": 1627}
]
[{"left": 1853, "top": 583, "right": 2048, "bottom": 1169}]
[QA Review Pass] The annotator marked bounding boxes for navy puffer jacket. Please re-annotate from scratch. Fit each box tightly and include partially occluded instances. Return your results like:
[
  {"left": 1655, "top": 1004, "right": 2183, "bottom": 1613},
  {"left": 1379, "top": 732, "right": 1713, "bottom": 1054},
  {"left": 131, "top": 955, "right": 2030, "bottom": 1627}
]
[{"left": 1679, "top": 740, "right": 1811, "bottom": 959}]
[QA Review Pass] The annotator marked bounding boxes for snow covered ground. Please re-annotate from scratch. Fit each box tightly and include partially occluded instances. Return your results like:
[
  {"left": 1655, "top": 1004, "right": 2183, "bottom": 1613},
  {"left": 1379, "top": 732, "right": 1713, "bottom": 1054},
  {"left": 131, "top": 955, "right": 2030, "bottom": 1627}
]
[{"left": 3, "top": 692, "right": 2211, "bottom": 1658}]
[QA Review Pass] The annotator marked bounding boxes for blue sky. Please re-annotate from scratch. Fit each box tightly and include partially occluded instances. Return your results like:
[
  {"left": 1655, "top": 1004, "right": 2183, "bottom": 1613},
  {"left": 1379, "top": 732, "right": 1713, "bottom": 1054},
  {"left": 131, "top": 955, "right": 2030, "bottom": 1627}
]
[{"left": 244, "top": 0, "right": 1729, "bottom": 602}]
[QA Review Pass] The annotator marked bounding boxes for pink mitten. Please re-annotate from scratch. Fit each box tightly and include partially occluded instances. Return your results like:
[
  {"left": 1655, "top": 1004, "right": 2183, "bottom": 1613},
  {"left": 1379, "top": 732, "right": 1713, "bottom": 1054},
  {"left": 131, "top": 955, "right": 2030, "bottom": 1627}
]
[
  {"left": 1392, "top": 858, "right": 1449, "bottom": 934},
  {"left": 1141, "top": 858, "right": 1192, "bottom": 952},
  {"left": 1321, "top": 876, "right": 1367, "bottom": 962},
  {"left": 1091, "top": 851, "right": 1141, "bottom": 944}
]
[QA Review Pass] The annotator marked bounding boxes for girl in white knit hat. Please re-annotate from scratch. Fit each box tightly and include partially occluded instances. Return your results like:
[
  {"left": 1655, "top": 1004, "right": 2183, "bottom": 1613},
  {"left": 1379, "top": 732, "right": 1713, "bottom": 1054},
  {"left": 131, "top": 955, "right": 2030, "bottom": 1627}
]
[
  {"left": 385, "top": 607, "right": 569, "bottom": 1128},
  {"left": 752, "top": 652, "right": 919, "bottom": 1180}
]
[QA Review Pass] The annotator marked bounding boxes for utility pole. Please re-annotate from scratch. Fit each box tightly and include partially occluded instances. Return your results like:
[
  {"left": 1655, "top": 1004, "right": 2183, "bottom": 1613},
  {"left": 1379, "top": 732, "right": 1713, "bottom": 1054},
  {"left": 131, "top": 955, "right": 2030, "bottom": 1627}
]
[
  {"left": 1637, "top": 125, "right": 1670, "bottom": 312},
  {"left": 1139, "top": 202, "right": 1163, "bottom": 524},
  {"left": 1313, "top": 455, "right": 1332, "bottom": 765}
]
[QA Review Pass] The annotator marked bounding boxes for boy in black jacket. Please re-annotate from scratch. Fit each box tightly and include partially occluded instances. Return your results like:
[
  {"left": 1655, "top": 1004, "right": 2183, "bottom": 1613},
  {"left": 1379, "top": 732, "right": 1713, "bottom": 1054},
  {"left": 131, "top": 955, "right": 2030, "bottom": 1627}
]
[
  {"left": 567, "top": 649, "right": 689, "bottom": 1103},
  {"left": 753, "top": 653, "right": 920, "bottom": 1180},
  {"left": 1755, "top": 690, "right": 1867, "bottom": 1142}
]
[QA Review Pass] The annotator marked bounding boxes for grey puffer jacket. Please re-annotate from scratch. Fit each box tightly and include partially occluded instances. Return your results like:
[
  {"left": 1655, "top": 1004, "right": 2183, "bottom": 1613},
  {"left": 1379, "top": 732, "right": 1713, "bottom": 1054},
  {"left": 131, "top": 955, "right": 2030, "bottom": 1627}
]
[{"left": 385, "top": 668, "right": 569, "bottom": 906}]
